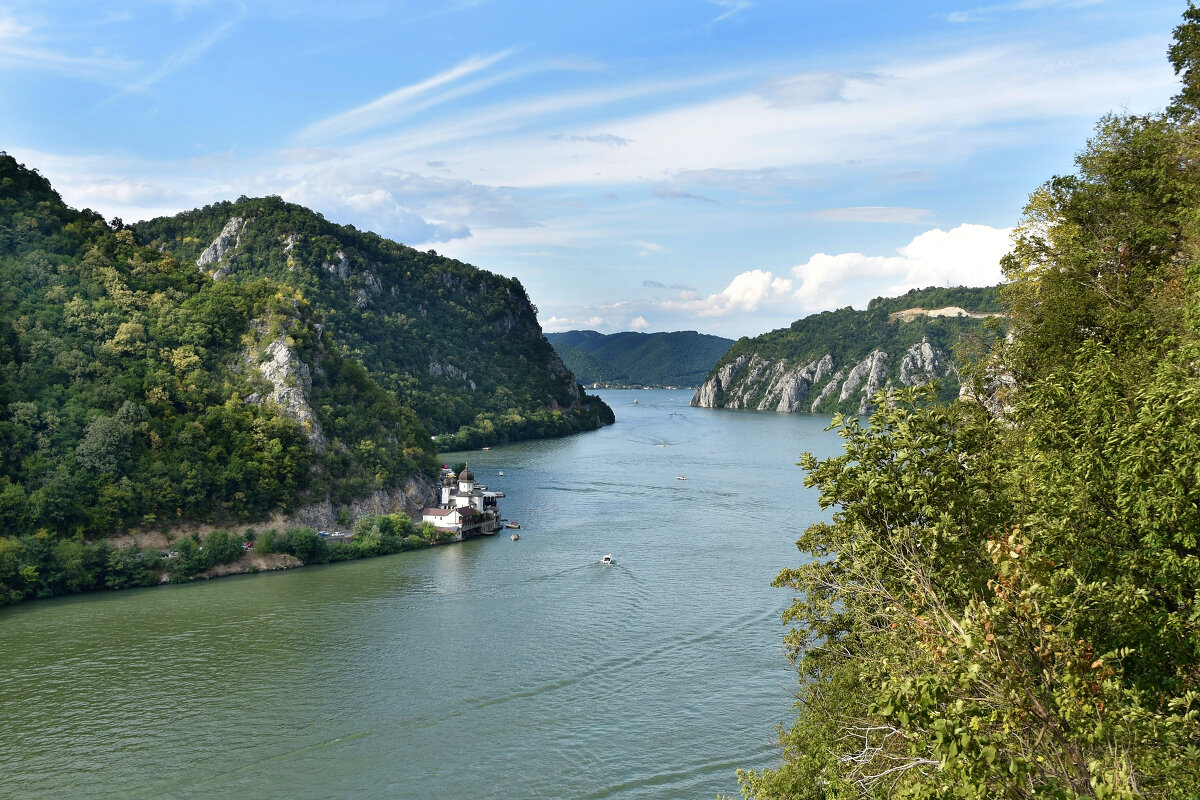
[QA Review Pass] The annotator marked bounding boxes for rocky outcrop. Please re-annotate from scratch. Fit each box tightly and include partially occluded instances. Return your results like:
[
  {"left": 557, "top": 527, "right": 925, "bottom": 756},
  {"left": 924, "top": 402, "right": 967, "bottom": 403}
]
[
  {"left": 244, "top": 332, "right": 326, "bottom": 449},
  {"left": 197, "top": 217, "right": 249, "bottom": 279},
  {"left": 692, "top": 337, "right": 956, "bottom": 416},
  {"left": 291, "top": 473, "right": 438, "bottom": 529},
  {"left": 428, "top": 360, "right": 476, "bottom": 391}
]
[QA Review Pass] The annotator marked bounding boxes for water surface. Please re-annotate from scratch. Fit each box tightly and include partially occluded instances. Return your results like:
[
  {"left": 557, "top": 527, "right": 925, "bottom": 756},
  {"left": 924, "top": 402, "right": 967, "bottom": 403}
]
[{"left": 0, "top": 390, "right": 843, "bottom": 799}]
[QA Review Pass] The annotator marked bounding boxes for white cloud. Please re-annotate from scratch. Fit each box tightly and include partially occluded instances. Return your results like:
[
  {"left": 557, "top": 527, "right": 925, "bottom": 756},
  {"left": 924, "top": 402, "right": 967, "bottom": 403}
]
[
  {"left": 808, "top": 206, "right": 932, "bottom": 223},
  {"left": 791, "top": 223, "right": 1013, "bottom": 311},
  {"left": 630, "top": 315, "right": 649, "bottom": 329},
  {"left": 661, "top": 268, "right": 794, "bottom": 317},
  {"left": 295, "top": 50, "right": 516, "bottom": 143}
]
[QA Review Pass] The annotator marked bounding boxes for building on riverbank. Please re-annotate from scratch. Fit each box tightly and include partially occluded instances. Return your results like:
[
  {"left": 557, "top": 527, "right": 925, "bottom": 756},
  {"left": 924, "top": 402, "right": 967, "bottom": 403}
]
[{"left": 420, "top": 466, "right": 502, "bottom": 539}]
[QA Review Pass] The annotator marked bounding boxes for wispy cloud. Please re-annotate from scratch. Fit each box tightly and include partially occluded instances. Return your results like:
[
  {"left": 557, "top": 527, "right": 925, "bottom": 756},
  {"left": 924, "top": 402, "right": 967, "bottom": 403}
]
[
  {"left": 653, "top": 185, "right": 717, "bottom": 203},
  {"left": 946, "top": 0, "right": 1105, "bottom": 23},
  {"left": 295, "top": 50, "right": 517, "bottom": 143},
  {"left": 707, "top": 0, "right": 752, "bottom": 25},
  {"left": 106, "top": 2, "right": 245, "bottom": 101},
  {"left": 808, "top": 206, "right": 933, "bottom": 223},
  {"left": 0, "top": 11, "right": 133, "bottom": 80}
]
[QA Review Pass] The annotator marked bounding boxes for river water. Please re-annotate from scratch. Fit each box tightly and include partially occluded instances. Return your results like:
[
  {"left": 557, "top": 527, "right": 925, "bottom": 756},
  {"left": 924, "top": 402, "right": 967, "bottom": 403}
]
[{"left": 0, "top": 390, "right": 843, "bottom": 800}]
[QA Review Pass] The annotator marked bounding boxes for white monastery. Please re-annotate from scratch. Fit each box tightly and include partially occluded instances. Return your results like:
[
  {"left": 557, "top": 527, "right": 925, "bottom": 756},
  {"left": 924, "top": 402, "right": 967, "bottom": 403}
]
[{"left": 420, "top": 466, "right": 502, "bottom": 539}]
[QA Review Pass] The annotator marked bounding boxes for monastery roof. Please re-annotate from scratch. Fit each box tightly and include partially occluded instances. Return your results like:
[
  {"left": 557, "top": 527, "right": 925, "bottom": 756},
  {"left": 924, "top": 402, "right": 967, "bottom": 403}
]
[
  {"left": 458, "top": 466, "right": 474, "bottom": 482},
  {"left": 422, "top": 507, "right": 455, "bottom": 517}
]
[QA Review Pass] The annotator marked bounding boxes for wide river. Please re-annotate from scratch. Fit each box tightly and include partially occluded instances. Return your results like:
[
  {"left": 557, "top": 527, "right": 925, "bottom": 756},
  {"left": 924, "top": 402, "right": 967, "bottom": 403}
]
[{"left": 0, "top": 390, "right": 843, "bottom": 800}]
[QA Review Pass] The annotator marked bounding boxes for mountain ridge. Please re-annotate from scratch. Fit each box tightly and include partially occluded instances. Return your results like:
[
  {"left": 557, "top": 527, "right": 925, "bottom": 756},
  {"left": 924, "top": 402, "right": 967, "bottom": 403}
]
[{"left": 545, "top": 329, "right": 734, "bottom": 387}]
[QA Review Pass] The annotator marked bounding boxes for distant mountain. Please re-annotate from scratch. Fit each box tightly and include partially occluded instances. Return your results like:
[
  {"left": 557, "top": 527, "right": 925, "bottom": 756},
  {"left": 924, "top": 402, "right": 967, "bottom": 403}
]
[
  {"left": 692, "top": 286, "right": 1005, "bottom": 415},
  {"left": 545, "top": 330, "right": 735, "bottom": 387}
]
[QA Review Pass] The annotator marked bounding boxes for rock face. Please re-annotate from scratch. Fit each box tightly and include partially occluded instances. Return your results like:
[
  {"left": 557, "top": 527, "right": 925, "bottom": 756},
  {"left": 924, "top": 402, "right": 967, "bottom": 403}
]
[
  {"left": 196, "top": 217, "right": 249, "bottom": 279},
  {"left": 243, "top": 330, "right": 326, "bottom": 449},
  {"left": 691, "top": 337, "right": 958, "bottom": 416}
]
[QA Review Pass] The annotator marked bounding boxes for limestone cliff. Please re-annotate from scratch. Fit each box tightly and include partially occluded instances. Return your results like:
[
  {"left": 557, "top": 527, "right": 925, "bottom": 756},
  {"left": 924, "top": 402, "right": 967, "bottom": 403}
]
[{"left": 691, "top": 287, "right": 1004, "bottom": 416}]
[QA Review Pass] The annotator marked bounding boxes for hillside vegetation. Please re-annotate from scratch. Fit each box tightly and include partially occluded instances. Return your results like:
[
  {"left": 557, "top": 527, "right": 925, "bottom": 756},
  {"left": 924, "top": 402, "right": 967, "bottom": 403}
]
[
  {"left": 0, "top": 156, "right": 610, "bottom": 604},
  {"left": 134, "top": 198, "right": 612, "bottom": 449},
  {"left": 545, "top": 329, "right": 734, "bottom": 387},
  {"left": 739, "top": 11, "right": 1200, "bottom": 799},
  {"left": 693, "top": 286, "right": 1003, "bottom": 415}
]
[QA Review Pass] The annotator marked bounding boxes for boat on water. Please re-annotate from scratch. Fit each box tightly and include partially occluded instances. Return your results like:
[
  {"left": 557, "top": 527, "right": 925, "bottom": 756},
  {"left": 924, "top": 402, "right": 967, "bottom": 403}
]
[
  {"left": 498, "top": 471, "right": 504, "bottom": 476},
  {"left": 601, "top": 553, "right": 614, "bottom": 565},
  {"left": 510, "top": 533, "right": 520, "bottom": 541},
  {"left": 633, "top": 399, "right": 638, "bottom": 404},
  {"left": 506, "top": 521, "right": 521, "bottom": 529},
  {"left": 676, "top": 475, "right": 687, "bottom": 481}
]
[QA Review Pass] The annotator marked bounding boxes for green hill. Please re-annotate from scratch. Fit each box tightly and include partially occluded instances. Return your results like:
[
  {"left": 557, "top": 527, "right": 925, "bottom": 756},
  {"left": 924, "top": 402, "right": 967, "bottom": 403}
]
[
  {"left": 545, "top": 329, "right": 734, "bottom": 387},
  {"left": 0, "top": 152, "right": 611, "bottom": 554},
  {"left": 692, "top": 286, "right": 1004, "bottom": 414}
]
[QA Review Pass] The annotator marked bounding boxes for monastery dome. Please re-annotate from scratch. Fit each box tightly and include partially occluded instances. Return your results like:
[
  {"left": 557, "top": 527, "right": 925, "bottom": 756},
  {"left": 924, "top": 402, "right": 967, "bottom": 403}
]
[{"left": 458, "top": 467, "right": 475, "bottom": 483}]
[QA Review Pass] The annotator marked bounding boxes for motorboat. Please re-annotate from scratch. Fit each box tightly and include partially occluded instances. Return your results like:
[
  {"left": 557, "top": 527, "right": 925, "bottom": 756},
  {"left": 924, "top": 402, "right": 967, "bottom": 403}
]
[
  {"left": 601, "top": 553, "right": 614, "bottom": 565},
  {"left": 498, "top": 471, "right": 504, "bottom": 476},
  {"left": 506, "top": 521, "right": 521, "bottom": 529},
  {"left": 510, "top": 534, "right": 520, "bottom": 541},
  {"left": 676, "top": 475, "right": 687, "bottom": 481}
]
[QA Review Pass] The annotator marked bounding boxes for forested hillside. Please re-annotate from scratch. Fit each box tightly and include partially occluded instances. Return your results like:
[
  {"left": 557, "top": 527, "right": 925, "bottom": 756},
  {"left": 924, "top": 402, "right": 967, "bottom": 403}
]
[
  {"left": 134, "top": 199, "right": 612, "bottom": 449},
  {"left": 739, "top": 10, "right": 1200, "bottom": 799},
  {"left": 545, "top": 329, "right": 734, "bottom": 386},
  {"left": 693, "top": 286, "right": 1002, "bottom": 415},
  {"left": 0, "top": 156, "right": 611, "bottom": 604}
]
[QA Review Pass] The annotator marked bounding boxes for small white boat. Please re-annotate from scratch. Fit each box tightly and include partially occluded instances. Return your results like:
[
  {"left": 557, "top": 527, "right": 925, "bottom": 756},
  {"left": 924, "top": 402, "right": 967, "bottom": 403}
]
[
  {"left": 601, "top": 554, "right": 614, "bottom": 565},
  {"left": 633, "top": 399, "right": 639, "bottom": 404},
  {"left": 506, "top": 521, "right": 520, "bottom": 529},
  {"left": 498, "top": 471, "right": 504, "bottom": 476},
  {"left": 676, "top": 475, "right": 687, "bottom": 481},
  {"left": 510, "top": 534, "right": 520, "bottom": 541}
]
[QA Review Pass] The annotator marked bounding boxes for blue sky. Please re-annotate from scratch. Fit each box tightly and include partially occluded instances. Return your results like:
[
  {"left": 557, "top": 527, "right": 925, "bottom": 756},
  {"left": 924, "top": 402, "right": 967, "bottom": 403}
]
[{"left": 0, "top": 0, "right": 1186, "bottom": 337}]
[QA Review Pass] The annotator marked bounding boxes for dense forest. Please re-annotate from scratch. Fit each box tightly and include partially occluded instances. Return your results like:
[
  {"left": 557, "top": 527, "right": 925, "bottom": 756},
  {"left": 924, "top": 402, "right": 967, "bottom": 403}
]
[
  {"left": 738, "top": 10, "right": 1200, "bottom": 800},
  {"left": 545, "top": 329, "right": 734, "bottom": 386},
  {"left": 0, "top": 157, "right": 610, "bottom": 604},
  {"left": 133, "top": 198, "right": 612, "bottom": 450}
]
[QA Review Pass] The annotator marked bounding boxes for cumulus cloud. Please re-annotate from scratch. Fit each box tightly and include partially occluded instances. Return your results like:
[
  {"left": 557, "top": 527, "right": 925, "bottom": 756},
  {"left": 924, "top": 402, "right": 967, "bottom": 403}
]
[
  {"left": 791, "top": 223, "right": 1013, "bottom": 311},
  {"left": 661, "top": 268, "right": 794, "bottom": 317},
  {"left": 630, "top": 316, "right": 649, "bottom": 329}
]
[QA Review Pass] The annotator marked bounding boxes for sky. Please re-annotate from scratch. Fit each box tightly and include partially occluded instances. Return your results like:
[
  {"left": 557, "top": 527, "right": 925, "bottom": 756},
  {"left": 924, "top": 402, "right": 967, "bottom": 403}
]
[{"left": 0, "top": 0, "right": 1187, "bottom": 338}]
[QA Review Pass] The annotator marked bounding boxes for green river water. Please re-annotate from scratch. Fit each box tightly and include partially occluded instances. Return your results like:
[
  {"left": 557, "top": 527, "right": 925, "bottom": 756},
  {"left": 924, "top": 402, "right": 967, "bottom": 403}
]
[{"left": 0, "top": 390, "right": 843, "bottom": 799}]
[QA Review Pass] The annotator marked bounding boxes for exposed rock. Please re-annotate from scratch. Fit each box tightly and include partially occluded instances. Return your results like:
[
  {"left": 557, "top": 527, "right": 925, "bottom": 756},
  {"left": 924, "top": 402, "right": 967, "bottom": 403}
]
[
  {"left": 899, "top": 337, "right": 950, "bottom": 386},
  {"left": 322, "top": 249, "right": 351, "bottom": 281},
  {"left": 810, "top": 370, "right": 844, "bottom": 411},
  {"left": 290, "top": 473, "right": 438, "bottom": 530},
  {"left": 428, "top": 360, "right": 476, "bottom": 390},
  {"left": 196, "top": 217, "right": 249, "bottom": 279},
  {"left": 691, "top": 354, "right": 753, "bottom": 408},
  {"left": 245, "top": 334, "right": 326, "bottom": 449}
]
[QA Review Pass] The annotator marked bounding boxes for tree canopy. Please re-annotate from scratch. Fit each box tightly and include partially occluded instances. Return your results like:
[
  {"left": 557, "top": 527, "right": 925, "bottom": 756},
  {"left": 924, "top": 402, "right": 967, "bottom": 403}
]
[{"left": 739, "top": 13, "right": 1200, "bottom": 800}]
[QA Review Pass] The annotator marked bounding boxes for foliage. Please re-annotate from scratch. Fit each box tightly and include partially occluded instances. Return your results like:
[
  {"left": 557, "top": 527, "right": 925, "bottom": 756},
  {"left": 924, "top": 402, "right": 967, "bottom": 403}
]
[
  {"left": 0, "top": 152, "right": 611, "bottom": 604},
  {"left": 700, "top": 286, "right": 1004, "bottom": 413},
  {"left": 741, "top": 15, "right": 1200, "bottom": 799},
  {"left": 545, "top": 329, "right": 735, "bottom": 386},
  {"left": 131, "top": 196, "right": 612, "bottom": 444}
]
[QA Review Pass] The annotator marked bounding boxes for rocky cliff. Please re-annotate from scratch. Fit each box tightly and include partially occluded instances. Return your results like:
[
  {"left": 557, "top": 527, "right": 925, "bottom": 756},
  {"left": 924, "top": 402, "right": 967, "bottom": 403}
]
[{"left": 691, "top": 287, "right": 1004, "bottom": 415}]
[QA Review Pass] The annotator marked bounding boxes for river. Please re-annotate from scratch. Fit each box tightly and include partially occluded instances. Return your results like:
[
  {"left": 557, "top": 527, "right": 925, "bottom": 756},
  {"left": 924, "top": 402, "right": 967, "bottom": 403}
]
[{"left": 0, "top": 390, "right": 843, "bottom": 800}]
